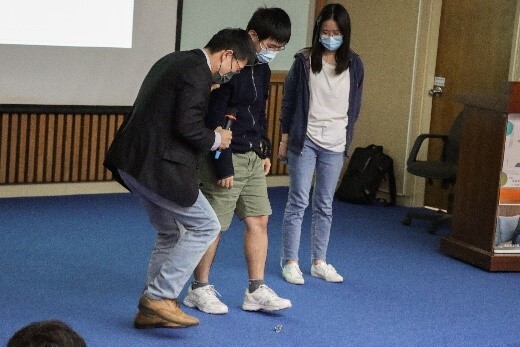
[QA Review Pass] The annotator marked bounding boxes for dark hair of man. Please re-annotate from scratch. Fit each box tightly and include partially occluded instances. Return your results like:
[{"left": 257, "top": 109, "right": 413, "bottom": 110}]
[
  {"left": 205, "top": 28, "right": 256, "bottom": 65},
  {"left": 246, "top": 7, "right": 291, "bottom": 44},
  {"left": 310, "top": 3, "right": 351, "bottom": 75},
  {"left": 7, "top": 320, "right": 86, "bottom": 347}
]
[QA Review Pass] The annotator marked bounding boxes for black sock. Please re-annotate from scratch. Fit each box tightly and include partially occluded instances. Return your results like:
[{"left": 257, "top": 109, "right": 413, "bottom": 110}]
[
  {"left": 248, "top": 279, "right": 264, "bottom": 293},
  {"left": 191, "top": 280, "right": 209, "bottom": 290}
]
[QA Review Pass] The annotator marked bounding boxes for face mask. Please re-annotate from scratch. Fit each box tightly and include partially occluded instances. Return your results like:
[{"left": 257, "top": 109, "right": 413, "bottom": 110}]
[
  {"left": 211, "top": 59, "right": 234, "bottom": 84},
  {"left": 319, "top": 35, "right": 343, "bottom": 51},
  {"left": 256, "top": 49, "right": 278, "bottom": 64},
  {"left": 211, "top": 71, "right": 233, "bottom": 84}
]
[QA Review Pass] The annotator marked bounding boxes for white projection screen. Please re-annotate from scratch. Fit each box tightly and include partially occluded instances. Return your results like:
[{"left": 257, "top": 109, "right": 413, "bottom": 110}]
[
  {"left": 0, "top": 0, "right": 134, "bottom": 48},
  {"left": 0, "top": 0, "right": 179, "bottom": 106}
]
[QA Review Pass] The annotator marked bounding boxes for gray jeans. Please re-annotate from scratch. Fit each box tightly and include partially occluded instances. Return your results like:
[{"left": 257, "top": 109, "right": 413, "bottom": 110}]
[{"left": 119, "top": 170, "right": 220, "bottom": 299}]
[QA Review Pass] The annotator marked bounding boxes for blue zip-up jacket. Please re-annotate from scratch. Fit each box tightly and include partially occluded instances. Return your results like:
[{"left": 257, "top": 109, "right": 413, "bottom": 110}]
[
  {"left": 206, "top": 62, "right": 271, "bottom": 179},
  {"left": 280, "top": 48, "right": 364, "bottom": 156}
]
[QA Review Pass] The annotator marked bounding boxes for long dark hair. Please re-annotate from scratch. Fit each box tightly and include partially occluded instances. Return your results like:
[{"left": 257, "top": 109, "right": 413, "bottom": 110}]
[{"left": 310, "top": 3, "right": 351, "bottom": 75}]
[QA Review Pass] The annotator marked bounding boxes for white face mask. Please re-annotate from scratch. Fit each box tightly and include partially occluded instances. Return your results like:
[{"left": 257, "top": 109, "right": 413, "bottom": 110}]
[{"left": 256, "top": 48, "right": 278, "bottom": 64}]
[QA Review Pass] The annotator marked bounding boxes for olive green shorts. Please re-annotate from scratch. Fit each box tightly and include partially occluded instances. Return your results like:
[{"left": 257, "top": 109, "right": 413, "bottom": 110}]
[{"left": 198, "top": 151, "right": 272, "bottom": 231}]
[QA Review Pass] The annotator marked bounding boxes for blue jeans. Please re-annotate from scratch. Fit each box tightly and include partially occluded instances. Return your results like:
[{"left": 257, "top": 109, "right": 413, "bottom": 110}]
[
  {"left": 119, "top": 170, "right": 220, "bottom": 300},
  {"left": 281, "top": 137, "right": 345, "bottom": 264}
]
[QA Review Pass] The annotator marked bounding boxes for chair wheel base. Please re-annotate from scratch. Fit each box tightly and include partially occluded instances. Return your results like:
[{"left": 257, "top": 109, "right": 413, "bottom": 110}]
[
  {"left": 428, "top": 225, "right": 438, "bottom": 235},
  {"left": 402, "top": 209, "right": 451, "bottom": 234}
]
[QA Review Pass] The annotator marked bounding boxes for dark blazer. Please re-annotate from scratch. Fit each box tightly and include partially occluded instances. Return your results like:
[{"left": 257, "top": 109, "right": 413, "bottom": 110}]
[{"left": 104, "top": 49, "right": 216, "bottom": 207}]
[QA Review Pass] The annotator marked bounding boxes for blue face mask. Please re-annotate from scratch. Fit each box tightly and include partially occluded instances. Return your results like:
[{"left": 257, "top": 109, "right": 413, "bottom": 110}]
[
  {"left": 319, "top": 35, "right": 343, "bottom": 51},
  {"left": 256, "top": 49, "right": 278, "bottom": 64}
]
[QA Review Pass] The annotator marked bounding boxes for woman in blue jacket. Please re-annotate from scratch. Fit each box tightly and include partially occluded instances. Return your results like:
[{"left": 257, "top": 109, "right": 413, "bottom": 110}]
[{"left": 278, "top": 3, "right": 364, "bottom": 284}]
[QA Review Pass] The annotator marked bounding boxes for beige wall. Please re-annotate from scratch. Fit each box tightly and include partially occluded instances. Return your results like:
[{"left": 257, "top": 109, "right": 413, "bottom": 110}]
[
  {"left": 2, "top": 1, "right": 520, "bottom": 200},
  {"left": 333, "top": 0, "right": 520, "bottom": 206},
  {"left": 332, "top": 0, "right": 437, "bottom": 206},
  {"left": 181, "top": 0, "right": 314, "bottom": 71}
]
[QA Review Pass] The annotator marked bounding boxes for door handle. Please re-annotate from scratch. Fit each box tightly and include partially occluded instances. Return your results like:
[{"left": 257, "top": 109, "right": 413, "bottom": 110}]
[{"left": 429, "top": 85, "right": 443, "bottom": 97}]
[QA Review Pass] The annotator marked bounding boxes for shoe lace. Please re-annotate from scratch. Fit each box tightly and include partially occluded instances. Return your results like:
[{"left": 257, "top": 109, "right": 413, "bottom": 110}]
[
  {"left": 323, "top": 264, "right": 338, "bottom": 277},
  {"left": 256, "top": 285, "right": 279, "bottom": 301},
  {"left": 324, "top": 264, "right": 338, "bottom": 275},
  {"left": 202, "top": 285, "right": 222, "bottom": 301},
  {"left": 314, "top": 262, "right": 336, "bottom": 275},
  {"left": 287, "top": 264, "right": 302, "bottom": 276}
]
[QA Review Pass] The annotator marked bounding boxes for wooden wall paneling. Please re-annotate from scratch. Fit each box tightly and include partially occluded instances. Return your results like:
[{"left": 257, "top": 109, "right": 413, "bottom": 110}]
[
  {"left": 0, "top": 77, "right": 285, "bottom": 185},
  {"left": 54, "top": 115, "right": 65, "bottom": 182},
  {"left": 98, "top": 115, "right": 108, "bottom": 180},
  {"left": 113, "top": 114, "right": 125, "bottom": 179},
  {"left": 62, "top": 114, "right": 73, "bottom": 182},
  {"left": 0, "top": 114, "right": 9, "bottom": 183},
  {"left": 6, "top": 114, "right": 16, "bottom": 183},
  {"left": 71, "top": 114, "right": 82, "bottom": 182},
  {"left": 89, "top": 114, "right": 99, "bottom": 181},
  {"left": 267, "top": 71, "right": 288, "bottom": 175},
  {"left": 106, "top": 115, "right": 120, "bottom": 180},
  {"left": 80, "top": 114, "right": 90, "bottom": 181},
  {"left": 45, "top": 114, "right": 56, "bottom": 182},
  {"left": 36, "top": 114, "right": 46, "bottom": 182},
  {"left": 267, "top": 83, "right": 278, "bottom": 173},
  {"left": 18, "top": 114, "right": 28, "bottom": 184},
  {"left": 275, "top": 81, "right": 286, "bottom": 175}
]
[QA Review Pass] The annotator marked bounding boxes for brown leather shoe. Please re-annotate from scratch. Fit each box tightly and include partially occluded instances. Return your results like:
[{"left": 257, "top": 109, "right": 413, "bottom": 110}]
[
  {"left": 134, "top": 311, "right": 185, "bottom": 329},
  {"left": 138, "top": 296, "right": 199, "bottom": 327}
]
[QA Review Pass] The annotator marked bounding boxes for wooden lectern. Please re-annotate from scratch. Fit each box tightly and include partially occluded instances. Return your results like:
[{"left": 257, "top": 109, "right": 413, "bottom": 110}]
[{"left": 440, "top": 82, "right": 520, "bottom": 271}]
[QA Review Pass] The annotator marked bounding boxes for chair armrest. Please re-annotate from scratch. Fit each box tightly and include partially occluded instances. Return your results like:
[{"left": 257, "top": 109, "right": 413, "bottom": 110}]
[{"left": 407, "top": 134, "right": 448, "bottom": 165}]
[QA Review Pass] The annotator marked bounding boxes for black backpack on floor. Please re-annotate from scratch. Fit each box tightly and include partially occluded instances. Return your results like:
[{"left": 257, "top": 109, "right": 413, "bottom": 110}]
[{"left": 335, "top": 144, "right": 396, "bottom": 205}]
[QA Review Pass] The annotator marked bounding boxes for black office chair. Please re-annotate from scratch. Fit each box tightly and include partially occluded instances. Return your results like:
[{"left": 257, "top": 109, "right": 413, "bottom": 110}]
[{"left": 402, "top": 112, "right": 464, "bottom": 234}]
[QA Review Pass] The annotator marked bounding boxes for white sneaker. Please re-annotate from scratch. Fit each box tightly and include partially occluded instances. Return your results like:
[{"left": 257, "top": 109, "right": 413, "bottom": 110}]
[
  {"left": 282, "top": 263, "right": 304, "bottom": 285},
  {"left": 242, "top": 285, "right": 292, "bottom": 312},
  {"left": 311, "top": 263, "right": 343, "bottom": 283},
  {"left": 183, "top": 285, "right": 228, "bottom": 314}
]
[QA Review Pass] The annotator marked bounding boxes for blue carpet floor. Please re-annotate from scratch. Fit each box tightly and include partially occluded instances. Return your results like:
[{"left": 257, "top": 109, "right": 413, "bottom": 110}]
[{"left": 1, "top": 187, "right": 519, "bottom": 346}]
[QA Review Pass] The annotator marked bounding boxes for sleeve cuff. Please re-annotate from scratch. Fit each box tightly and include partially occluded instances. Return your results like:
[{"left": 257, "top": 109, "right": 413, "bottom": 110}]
[{"left": 211, "top": 131, "right": 221, "bottom": 151}]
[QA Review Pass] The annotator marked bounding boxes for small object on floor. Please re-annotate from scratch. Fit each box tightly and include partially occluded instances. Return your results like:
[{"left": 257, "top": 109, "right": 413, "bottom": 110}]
[{"left": 274, "top": 324, "right": 283, "bottom": 333}]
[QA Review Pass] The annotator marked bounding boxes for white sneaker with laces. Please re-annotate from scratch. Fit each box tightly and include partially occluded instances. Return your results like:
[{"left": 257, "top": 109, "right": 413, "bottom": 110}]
[
  {"left": 183, "top": 285, "right": 228, "bottom": 314},
  {"left": 242, "top": 284, "right": 292, "bottom": 312},
  {"left": 311, "top": 262, "right": 343, "bottom": 282},
  {"left": 282, "top": 263, "right": 304, "bottom": 285}
]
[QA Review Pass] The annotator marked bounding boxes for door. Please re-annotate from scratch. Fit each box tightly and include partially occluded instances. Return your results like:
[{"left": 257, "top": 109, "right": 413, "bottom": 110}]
[{"left": 425, "top": 0, "right": 517, "bottom": 209}]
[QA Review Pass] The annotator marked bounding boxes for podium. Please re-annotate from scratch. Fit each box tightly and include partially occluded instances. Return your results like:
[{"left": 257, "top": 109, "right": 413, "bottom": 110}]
[{"left": 440, "top": 82, "right": 520, "bottom": 271}]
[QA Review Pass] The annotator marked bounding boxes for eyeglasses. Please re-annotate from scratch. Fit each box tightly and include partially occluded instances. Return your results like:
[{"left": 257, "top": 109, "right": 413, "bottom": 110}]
[
  {"left": 260, "top": 41, "right": 285, "bottom": 52},
  {"left": 231, "top": 53, "right": 243, "bottom": 74}
]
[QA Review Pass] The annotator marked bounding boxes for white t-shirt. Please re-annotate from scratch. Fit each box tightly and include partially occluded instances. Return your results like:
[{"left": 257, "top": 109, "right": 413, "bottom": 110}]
[{"left": 307, "top": 59, "right": 350, "bottom": 152}]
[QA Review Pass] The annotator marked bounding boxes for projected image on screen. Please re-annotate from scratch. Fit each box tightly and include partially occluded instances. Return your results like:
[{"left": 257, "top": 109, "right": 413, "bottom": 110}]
[{"left": 0, "top": 0, "right": 134, "bottom": 48}]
